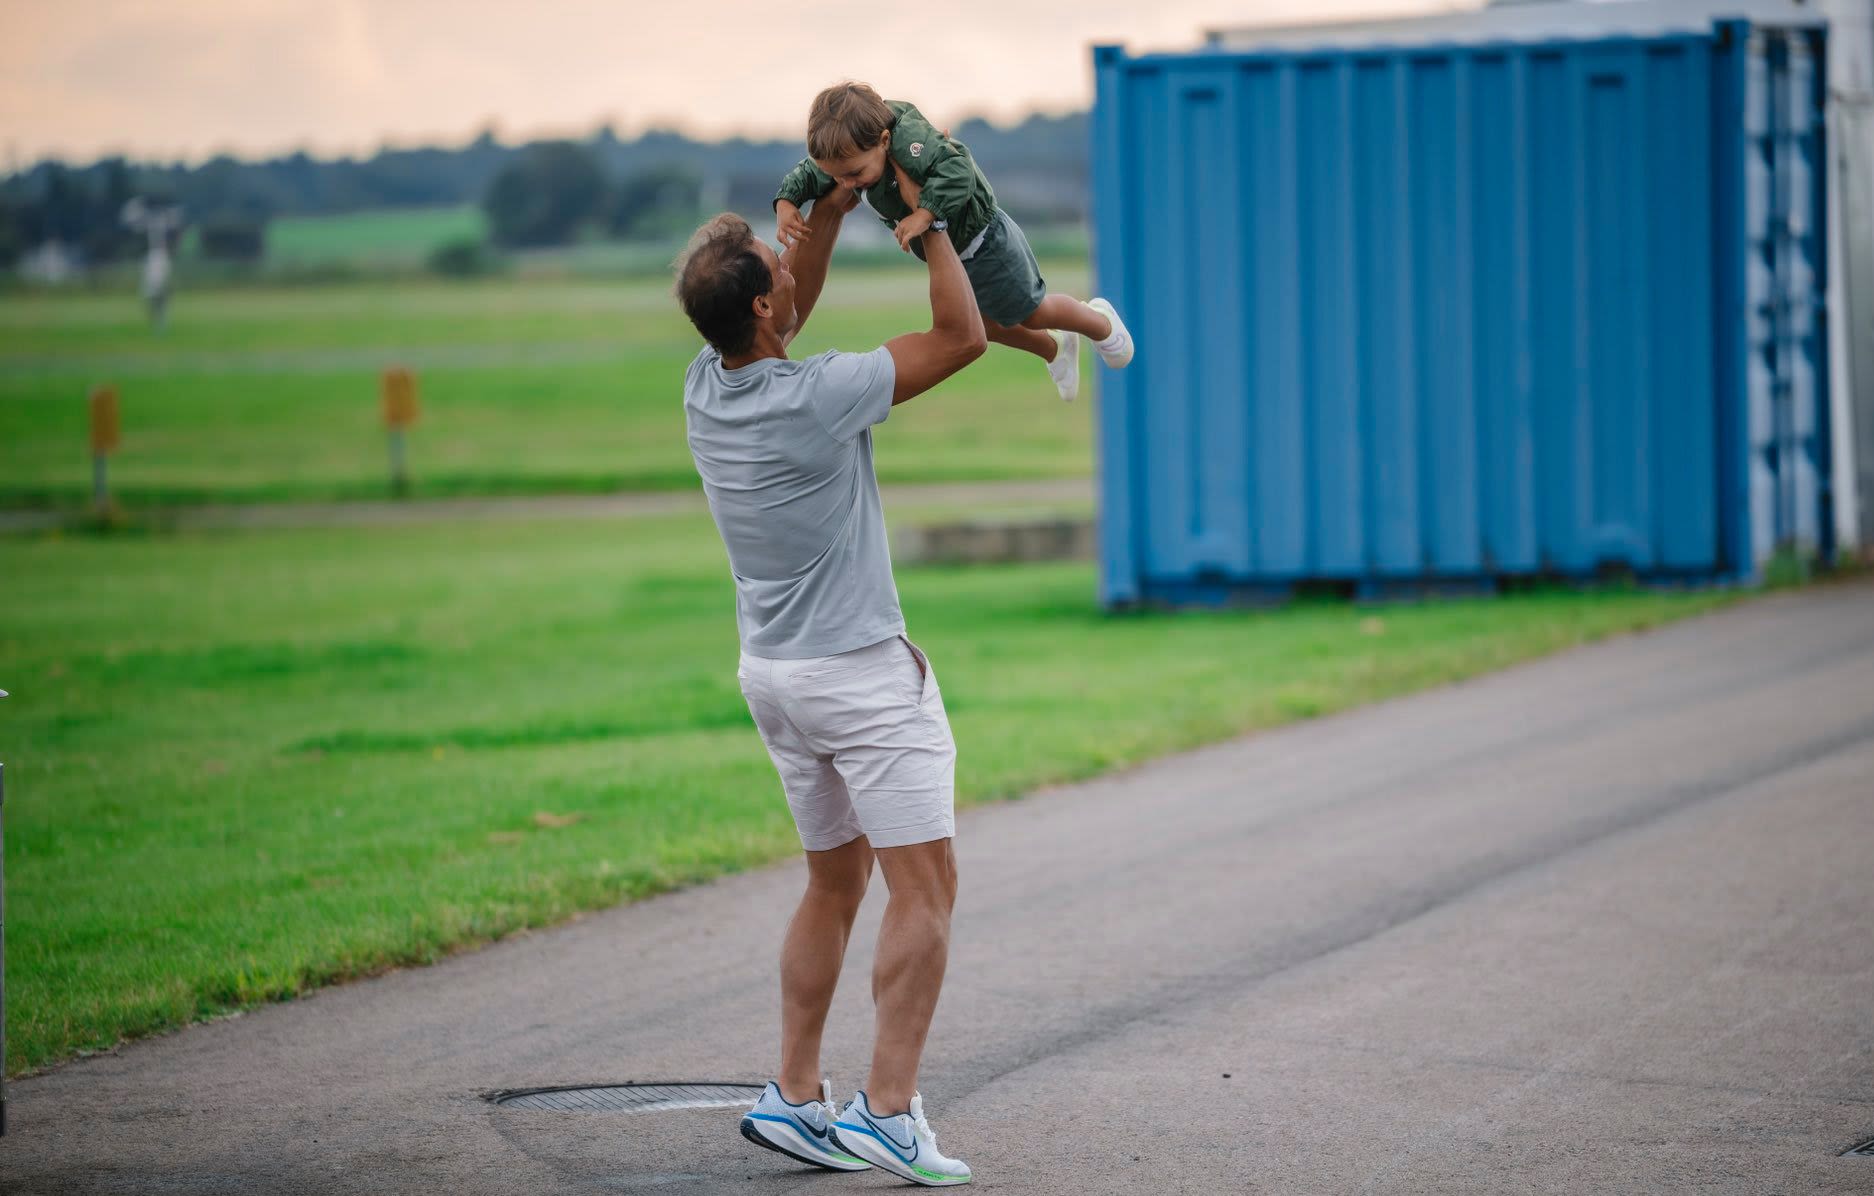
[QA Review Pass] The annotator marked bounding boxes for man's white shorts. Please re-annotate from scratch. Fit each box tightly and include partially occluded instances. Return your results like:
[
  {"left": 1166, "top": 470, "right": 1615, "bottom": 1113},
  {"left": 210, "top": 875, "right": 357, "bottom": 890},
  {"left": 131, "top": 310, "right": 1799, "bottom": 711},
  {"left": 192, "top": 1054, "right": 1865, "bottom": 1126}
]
[{"left": 737, "top": 634, "right": 957, "bottom": 851}]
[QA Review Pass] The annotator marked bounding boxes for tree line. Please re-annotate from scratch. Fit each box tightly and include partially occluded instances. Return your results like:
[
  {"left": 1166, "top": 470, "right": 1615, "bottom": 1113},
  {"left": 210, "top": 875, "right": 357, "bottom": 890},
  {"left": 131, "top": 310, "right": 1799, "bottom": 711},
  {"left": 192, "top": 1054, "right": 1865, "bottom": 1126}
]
[{"left": 0, "top": 113, "right": 1089, "bottom": 270}]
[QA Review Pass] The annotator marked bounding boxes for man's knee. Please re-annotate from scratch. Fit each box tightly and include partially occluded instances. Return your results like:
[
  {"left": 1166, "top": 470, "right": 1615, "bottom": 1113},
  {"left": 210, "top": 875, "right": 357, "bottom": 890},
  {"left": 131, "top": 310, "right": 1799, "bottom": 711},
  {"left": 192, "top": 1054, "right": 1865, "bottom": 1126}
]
[
  {"left": 877, "top": 838, "right": 957, "bottom": 909},
  {"left": 805, "top": 836, "right": 873, "bottom": 906},
  {"left": 811, "top": 873, "right": 870, "bottom": 913}
]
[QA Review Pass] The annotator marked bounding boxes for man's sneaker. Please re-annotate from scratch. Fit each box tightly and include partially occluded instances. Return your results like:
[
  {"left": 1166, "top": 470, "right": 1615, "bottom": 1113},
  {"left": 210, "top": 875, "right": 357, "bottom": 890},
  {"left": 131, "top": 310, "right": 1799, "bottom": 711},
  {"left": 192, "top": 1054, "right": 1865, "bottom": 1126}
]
[
  {"left": 830, "top": 1091, "right": 971, "bottom": 1186},
  {"left": 1047, "top": 330, "right": 1081, "bottom": 402},
  {"left": 1087, "top": 298, "right": 1134, "bottom": 368},
  {"left": 739, "top": 1079, "right": 870, "bottom": 1172}
]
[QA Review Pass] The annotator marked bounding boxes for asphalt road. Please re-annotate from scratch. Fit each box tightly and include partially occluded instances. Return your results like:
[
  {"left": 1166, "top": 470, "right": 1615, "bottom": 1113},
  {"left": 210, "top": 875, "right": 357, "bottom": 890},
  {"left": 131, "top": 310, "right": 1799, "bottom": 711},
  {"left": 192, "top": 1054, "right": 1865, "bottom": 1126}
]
[{"left": 5, "top": 578, "right": 1872, "bottom": 1194}]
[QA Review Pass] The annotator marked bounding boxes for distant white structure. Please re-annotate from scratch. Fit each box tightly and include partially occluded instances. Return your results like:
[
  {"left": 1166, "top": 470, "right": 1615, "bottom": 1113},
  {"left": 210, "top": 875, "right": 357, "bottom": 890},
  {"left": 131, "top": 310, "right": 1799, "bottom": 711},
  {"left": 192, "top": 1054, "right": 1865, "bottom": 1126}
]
[
  {"left": 19, "top": 240, "right": 78, "bottom": 284},
  {"left": 121, "top": 197, "right": 183, "bottom": 332}
]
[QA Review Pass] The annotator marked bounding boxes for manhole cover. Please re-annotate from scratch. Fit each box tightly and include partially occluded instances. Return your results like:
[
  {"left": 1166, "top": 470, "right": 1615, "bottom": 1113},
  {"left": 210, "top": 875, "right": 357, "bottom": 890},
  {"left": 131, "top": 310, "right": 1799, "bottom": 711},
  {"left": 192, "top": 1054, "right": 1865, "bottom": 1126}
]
[
  {"left": 491, "top": 1082, "right": 764, "bottom": 1113},
  {"left": 1844, "top": 1137, "right": 1874, "bottom": 1157}
]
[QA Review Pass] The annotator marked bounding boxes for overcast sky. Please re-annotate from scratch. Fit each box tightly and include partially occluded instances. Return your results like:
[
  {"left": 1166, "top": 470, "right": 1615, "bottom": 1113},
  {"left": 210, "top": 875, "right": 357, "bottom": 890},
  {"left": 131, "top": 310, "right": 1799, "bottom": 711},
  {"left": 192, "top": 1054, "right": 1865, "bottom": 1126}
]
[{"left": 0, "top": 0, "right": 1465, "bottom": 166}]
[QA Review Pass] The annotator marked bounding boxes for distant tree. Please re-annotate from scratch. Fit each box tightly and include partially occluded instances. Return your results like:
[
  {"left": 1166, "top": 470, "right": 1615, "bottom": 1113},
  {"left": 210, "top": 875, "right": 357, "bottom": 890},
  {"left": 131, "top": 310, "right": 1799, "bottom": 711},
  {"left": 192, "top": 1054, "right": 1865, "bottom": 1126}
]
[
  {"left": 185, "top": 155, "right": 274, "bottom": 222},
  {"left": 428, "top": 236, "right": 495, "bottom": 277},
  {"left": 82, "top": 158, "right": 142, "bottom": 264},
  {"left": 482, "top": 141, "right": 607, "bottom": 248},
  {"left": 606, "top": 164, "right": 702, "bottom": 239},
  {"left": 39, "top": 165, "right": 87, "bottom": 244},
  {"left": 0, "top": 198, "right": 22, "bottom": 269},
  {"left": 198, "top": 214, "right": 267, "bottom": 262},
  {"left": 0, "top": 107, "right": 1093, "bottom": 266}
]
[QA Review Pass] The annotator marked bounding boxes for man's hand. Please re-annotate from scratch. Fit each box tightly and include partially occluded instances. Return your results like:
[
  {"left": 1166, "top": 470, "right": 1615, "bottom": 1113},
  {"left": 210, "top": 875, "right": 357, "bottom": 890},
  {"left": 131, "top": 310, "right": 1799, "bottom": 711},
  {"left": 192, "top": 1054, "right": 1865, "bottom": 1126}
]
[
  {"left": 825, "top": 183, "right": 862, "bottom": 215},
  {"left": 776, "top": 199, "right": 811, "bottom": 248},
  {"left": 882, "top": 201, "right": 985, "bottom": 405},
  {"left": 891, "top": 159, "right": 921, "bottom": 208},
  {"left": 889, "top": 160, "right": 935, "bottom": 252}
]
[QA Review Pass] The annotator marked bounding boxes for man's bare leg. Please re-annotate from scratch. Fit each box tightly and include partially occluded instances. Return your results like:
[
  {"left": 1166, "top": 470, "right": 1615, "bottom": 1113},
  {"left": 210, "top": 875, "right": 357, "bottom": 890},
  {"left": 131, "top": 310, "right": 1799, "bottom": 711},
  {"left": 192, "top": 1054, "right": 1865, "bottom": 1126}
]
[
  {"left": 864, "top": 837, "right": 958, "bottom": 1115},
  {"left": 777, "top": 835, "right": 873, "bottom": 1103},
  {"left": 985, "top": 318, "right": 1057, "bottom": 362}
]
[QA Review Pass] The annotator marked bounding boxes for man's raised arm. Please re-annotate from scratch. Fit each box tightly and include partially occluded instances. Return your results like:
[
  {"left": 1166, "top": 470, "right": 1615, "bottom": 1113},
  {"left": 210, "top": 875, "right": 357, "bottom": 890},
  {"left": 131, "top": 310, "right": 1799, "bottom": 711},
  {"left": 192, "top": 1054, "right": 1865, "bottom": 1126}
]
[
  {"left": 780, "top": 186, "right": 859, "bottom": 348},
  {"left": 882, "top": 162, "right": 985, "bottom": 405}
]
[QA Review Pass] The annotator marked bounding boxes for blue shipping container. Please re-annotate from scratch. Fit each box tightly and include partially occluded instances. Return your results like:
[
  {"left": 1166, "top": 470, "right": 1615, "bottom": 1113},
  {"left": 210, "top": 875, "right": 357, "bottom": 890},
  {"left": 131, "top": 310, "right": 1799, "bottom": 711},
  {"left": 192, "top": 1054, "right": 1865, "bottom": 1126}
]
[{"left": 1090, "top": 21, "right": 1832, "bottom": 605}]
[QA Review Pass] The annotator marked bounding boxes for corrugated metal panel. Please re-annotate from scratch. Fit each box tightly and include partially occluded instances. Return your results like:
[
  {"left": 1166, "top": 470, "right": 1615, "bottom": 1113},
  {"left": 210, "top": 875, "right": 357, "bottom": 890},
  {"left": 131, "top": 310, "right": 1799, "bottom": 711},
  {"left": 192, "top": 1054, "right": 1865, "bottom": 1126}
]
[
  {"left": 1747, "top": 27, "right": 1834, "bottom": 556},
  {"left": 1091, "top": 22, "right": 1832, "bottom": 605},
  {"left": 1715, "top": 22, "right": 1836, "bottom": 572}
]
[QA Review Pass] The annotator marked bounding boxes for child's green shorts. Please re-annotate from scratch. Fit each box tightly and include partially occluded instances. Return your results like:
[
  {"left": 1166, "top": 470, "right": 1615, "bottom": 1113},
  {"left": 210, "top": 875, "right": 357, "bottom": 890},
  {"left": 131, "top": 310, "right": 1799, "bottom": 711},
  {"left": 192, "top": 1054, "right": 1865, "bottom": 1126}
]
[{"left": 962, "top": 209, "right": 1048, "bottom": 327}]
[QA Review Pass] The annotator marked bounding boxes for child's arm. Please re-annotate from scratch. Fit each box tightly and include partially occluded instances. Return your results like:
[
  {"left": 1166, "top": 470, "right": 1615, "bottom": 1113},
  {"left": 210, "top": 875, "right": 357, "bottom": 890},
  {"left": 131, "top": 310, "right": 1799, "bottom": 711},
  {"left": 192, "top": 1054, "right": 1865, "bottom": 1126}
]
[{"left": 774, "top": 158, "right": 836, "bottom": 248}]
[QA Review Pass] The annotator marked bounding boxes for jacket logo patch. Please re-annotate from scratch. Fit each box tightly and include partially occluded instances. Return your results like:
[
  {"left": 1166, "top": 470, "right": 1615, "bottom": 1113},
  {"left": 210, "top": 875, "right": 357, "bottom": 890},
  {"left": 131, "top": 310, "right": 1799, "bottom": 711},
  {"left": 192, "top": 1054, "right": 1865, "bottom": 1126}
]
[{"left": 909, "top": 142, "right": 924, "bottom": 158}]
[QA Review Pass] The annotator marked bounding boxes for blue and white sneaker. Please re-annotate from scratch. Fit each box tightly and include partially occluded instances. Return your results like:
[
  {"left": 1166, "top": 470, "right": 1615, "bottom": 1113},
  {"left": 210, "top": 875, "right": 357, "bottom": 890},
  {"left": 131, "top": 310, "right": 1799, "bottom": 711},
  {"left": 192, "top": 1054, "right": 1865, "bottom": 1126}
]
[
  {"left": 830, "top": 1091, "right": 971, "bottom": 1186},
  {"left": 739, "top": 1079, "right": 870, "bottom": 1171}
]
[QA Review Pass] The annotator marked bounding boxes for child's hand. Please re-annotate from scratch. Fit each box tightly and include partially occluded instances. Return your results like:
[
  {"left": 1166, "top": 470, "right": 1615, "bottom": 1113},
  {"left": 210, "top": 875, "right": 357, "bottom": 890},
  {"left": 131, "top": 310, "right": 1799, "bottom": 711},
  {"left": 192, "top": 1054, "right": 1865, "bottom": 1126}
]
[
  {"left": 775, "top": 200, "right": 811, "bottom": 248},
  {"left": 894, "top": 208, "right": 935, "bottom": 252}
]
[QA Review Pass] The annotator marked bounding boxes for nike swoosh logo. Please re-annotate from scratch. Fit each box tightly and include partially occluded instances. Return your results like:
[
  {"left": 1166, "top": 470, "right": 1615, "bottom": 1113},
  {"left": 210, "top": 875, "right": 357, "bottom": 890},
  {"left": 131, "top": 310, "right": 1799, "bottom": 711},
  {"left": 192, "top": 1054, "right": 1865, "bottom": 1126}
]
[
  {"left": 856, "top": 1109, "right": 917, "bottom": 1158},
  {"left": 748, "top": 1112, "right": 828, "bottom": 1142}
]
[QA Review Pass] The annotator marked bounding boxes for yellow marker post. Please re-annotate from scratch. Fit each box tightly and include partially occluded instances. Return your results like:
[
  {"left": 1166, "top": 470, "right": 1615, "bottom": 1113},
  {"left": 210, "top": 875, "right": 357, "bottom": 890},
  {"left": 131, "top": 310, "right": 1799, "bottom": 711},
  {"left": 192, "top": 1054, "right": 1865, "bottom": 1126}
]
[
  {"left": 89, "top": 384, "right": 121, "bottom": 511},
  {"left": 380, "top": 367, "right": 420, "bottom": 496}
]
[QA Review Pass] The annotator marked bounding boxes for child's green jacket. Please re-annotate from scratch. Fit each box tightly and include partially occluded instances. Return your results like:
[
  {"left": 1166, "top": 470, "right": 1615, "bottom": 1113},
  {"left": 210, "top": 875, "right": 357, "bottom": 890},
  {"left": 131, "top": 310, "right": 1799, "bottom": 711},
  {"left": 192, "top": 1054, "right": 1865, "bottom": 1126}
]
[{"left": 774, "top": 100, "right": 998, "bottom": 260}]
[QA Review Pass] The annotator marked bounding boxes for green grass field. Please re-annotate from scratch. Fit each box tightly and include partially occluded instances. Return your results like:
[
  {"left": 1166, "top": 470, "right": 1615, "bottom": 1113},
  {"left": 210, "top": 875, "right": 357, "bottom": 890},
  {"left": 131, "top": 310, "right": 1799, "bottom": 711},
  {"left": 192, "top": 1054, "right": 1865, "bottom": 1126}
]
[
  {"left": 0, "top": 266, "right": 1093, "bottom": 507},
  {"left": 0, "top": 509, "right": 1739, "bottom": 1077},
  {"left": 262, "top": 205, "right": 487, "bottom": 271},
  {"left": 249, "top": 204, "right": 1087, "bottom": 277}
]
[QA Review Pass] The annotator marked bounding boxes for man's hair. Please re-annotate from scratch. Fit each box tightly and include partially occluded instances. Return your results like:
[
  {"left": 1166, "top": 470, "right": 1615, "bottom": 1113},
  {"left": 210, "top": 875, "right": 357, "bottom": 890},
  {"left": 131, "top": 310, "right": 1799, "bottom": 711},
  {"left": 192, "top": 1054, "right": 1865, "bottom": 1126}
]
[
  {"left": 673, "top": 214, "right": 772, "bottom": 356},
  {"left": 806, "top": 82, "right": 894, "bottom": 162}
]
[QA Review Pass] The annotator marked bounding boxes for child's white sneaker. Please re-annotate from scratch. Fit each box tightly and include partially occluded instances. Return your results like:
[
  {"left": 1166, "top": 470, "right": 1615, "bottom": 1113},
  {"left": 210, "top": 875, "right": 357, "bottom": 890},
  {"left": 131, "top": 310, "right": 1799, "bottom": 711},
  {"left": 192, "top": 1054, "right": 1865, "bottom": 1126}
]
[
  {"left": 831, "top": 1091, "right": 972, "bottom": 1186},
  {"left": 1047, "top": 330, "right": 1080, "bottom": 402},
  {"left": 1087, "top": 298, "right": 1133, "bottom": 368}
]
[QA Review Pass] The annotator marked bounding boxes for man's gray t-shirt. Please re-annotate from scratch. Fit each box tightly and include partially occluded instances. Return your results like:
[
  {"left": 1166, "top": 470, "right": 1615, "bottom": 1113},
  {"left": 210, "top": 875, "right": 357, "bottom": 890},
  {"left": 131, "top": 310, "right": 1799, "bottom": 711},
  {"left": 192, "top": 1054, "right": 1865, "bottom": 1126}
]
[{"left": 684, "top": 344, "right": 902, "bottom": 659}]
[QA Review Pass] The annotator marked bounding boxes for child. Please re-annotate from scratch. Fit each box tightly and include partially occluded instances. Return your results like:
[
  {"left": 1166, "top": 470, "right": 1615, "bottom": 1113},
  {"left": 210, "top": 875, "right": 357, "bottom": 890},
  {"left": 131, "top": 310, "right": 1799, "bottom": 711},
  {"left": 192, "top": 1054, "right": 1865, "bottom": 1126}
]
[{"left": 774, "top": 81, "right": 1133, "bottom": 402}]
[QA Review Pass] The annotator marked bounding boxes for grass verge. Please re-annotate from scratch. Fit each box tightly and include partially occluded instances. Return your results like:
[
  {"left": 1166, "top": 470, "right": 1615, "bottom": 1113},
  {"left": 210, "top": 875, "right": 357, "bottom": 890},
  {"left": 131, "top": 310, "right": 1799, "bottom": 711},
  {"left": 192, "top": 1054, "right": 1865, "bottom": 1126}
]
[
  {"left": 0, "top": 512, "right": 1740, "bottom": 1076},
  {"left": 0, "top": 266, "right": 1094, "bottom": 508}
]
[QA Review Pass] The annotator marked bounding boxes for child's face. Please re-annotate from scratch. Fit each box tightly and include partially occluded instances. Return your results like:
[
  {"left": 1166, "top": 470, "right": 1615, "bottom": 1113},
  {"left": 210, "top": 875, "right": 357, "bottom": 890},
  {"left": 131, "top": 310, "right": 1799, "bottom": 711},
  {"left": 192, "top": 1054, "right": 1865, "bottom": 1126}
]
[{"left": 813, "top": 133, "right": 891, "bottom": 192}]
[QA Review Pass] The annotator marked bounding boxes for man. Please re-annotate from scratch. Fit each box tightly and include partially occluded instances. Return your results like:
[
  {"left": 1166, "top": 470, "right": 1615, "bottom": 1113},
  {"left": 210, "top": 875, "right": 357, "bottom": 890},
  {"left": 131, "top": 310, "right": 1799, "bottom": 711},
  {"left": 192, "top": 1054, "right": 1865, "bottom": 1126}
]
[{"left": 674, "top": 162, "right": 984, "bottom": 1187}]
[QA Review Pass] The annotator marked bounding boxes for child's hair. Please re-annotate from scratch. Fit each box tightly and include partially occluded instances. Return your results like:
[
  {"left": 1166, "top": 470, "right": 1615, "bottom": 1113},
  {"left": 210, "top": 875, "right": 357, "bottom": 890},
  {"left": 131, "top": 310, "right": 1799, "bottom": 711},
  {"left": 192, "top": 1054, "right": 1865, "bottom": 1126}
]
[{"left": 806, "top": 82, "right": 894, "bottom": 162}]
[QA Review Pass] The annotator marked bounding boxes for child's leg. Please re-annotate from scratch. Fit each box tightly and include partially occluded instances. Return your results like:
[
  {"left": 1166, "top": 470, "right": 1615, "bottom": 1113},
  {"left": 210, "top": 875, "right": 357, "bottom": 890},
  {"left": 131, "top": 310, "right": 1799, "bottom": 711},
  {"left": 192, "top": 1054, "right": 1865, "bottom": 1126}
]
[
  {"left": 985, "top": 318, "right": 1056, "bottom": 363},
  {"left": 1020, "top": 294, "right": 1113, "bottom": 341}
]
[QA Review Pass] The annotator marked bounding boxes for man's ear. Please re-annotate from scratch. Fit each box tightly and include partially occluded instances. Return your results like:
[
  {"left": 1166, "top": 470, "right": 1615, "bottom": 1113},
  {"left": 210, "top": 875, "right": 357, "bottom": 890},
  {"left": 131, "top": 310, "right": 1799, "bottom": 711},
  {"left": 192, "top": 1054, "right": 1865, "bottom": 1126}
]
[{"left": 752, "top": 293, "right": 774, "bottom": 320}]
